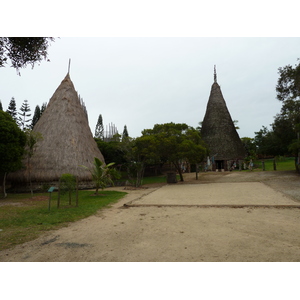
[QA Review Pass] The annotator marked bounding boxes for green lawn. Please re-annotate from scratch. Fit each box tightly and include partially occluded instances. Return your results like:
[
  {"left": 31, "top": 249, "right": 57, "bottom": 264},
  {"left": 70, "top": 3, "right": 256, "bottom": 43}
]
[
  {"left": 0, "top": 190, "right": 126, "bottom": 251},
  {"left": 254, "top": 157, "right": 296, "bottom": 171}
]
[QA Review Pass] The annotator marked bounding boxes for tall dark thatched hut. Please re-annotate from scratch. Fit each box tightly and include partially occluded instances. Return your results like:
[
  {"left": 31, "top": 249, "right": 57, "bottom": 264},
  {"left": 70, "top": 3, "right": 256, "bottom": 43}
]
[
  {"left": 201, "top": 67, "right": 246, "bottom": 171},
  {"left": 9, "top": 73, "right": 105, "bottom": 189}
]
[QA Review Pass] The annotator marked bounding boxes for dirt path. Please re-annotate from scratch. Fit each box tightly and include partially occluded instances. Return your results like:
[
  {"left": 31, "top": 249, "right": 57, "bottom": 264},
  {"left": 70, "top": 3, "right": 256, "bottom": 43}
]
[{"left": 1, "top": 170, "right": 300, "bottom": 262}]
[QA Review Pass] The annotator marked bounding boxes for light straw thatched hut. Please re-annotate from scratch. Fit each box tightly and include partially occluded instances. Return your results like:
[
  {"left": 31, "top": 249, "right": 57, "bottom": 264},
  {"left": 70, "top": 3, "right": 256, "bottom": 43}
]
[
  {"left": 9, "top": 73, "right": 105, "bottom": 189},
  {"left": 201, "top": 67, "right": 246, "bottom": 171}
]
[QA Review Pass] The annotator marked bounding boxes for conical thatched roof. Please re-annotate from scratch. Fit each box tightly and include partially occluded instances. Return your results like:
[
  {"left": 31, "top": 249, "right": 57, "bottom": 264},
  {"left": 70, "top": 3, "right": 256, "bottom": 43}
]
[
  {"left": 9, "top": 73, "right": 105, "bottom": 184},
  {"left": 201, "top": 71, "right": 246, "bottom": 160}
]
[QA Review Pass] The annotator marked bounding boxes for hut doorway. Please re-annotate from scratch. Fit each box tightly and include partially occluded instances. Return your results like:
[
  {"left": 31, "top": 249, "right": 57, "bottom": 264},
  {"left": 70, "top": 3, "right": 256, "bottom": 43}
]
[{"left": 215, "top": 160, "right": 225, "bottom": 172}]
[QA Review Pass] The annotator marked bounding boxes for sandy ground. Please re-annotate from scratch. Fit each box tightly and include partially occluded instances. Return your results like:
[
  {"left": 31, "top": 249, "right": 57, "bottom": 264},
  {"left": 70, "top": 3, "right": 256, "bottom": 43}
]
[{"left": 1, "top": 170, "right": 300, "bottom": 262}]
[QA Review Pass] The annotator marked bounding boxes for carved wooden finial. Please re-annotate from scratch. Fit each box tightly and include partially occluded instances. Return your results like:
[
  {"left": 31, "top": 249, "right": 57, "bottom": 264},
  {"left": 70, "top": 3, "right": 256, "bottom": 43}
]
[
  {"left": 68, "top": 58, "right": 71, "bottom": 74},
  {"left": 214, "top": 65, "right": 217, "bottom": 83}
]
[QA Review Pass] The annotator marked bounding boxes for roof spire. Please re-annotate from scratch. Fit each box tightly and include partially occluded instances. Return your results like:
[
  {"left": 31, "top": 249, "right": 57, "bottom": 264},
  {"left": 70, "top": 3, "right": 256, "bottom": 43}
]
[
  {"left": 214, "top": 65, "right": 217, "bottom": 83},
  {"left": 68, "top": 58, "right": 71, "bottom": 74}
]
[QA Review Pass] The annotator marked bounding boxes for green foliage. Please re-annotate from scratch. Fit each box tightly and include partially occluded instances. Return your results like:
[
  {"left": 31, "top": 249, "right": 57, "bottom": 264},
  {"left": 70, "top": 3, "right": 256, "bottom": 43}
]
[
  {"left": 138, "top": 123, "right": 207, "bottom": 181},
  {"left": 95, "top": 114, "right": 104, "bottom": 139},
  {"left": 276, "top": 59, "right": 300, "bottom": 102},
  {"left": 95, "top": 138, "right": 126, "bottom": 165},
  {"left": 0, "top": 111, "right": 26, "bottom": 174},
  {"left": 23, "top": 129, "right": 43, "bottom": 196},
  {"left": 0, "top": 37, "right": 54, "bottom": 73},
  {"left": 0, "top": 190, "right": 126, "bottom": 251},
  {"left": 241, "top": 137, "right": 256, "bottom": 159},
  {"left": 6, "top": 97, "right": 18, "bottom": 124},
  {"left": 122, "top": 125, "right": 129, "bottom": 141},
  {"left": 59, "top": 173, "right": 76, "bottom": 205},
  {"left": 18, "top": 99, "right": 32, "bottom": 130},
  {"left": 31, "top": 105, "right": 41, "bottom": 129},
  {"left": 40, "top": 102, "right": 47, "bottom": 115},
  {"left": 82, "top": 158, "right": 121, "bottom": 194},
  {"left": 60, "top": 173, "right": 76, "bottom": 194},
  {"left": 254, "top": 59, "right": 300, "bottom": 158}
]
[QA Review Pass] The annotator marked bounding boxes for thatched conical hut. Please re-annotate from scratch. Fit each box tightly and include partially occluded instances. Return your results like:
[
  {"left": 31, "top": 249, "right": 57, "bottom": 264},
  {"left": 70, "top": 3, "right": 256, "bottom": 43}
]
[
  {"left": 9, "top": 73, "right": 105, "bottom": 189},
  {"left": 201, "top": 67, "right": 246, "bottom": 171}
]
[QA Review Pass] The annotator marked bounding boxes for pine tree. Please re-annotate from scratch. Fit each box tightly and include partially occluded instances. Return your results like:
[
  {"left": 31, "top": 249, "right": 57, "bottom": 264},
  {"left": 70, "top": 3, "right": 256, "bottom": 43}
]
[
  {"left": 6, "top": 97, "right": 18, "bottom": 124},
  {"left": 0, "top": 100, "right": 3, "bottom": 110},
  {"left": 122, "top": 125, "right": 129, "bottom": 140},
  {"left": 95, "top": 114, "right": 104, "bottom": 139},
  {"left": 31, "top": 105, "right": 41, "bottom": 129},
  {"left": 40, "top": 102, "right": 47, "bottom": 115},
  {"left": 18, "top": 99, "right": 32, "bottom": 130}
]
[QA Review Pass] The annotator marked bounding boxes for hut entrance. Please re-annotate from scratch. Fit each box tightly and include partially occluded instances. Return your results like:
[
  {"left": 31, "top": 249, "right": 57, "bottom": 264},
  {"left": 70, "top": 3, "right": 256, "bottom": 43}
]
[{"left": 215, "top": 160, "right": 225, "bottom": 172}]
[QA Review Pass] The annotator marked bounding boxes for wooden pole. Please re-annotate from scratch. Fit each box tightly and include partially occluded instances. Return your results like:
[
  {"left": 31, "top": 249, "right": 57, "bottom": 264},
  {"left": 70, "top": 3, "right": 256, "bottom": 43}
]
[
  {"left": 76, "top": 176, "right": 79, "bottom": 207},
  {"left": 57, "top": 179, "right": 61, "bottom": 208},
  {"left": 48, "top": 192, "right": 51, "bottom": 211},
  {"left": 68, "top": 58, "right": 71, "bottom": 74}
]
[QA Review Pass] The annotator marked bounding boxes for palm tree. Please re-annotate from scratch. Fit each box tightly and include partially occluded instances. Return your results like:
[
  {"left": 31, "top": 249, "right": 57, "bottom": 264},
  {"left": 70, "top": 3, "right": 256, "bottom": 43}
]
[{"left": 82, "top": 157, "right": 120, "bottom": 195}]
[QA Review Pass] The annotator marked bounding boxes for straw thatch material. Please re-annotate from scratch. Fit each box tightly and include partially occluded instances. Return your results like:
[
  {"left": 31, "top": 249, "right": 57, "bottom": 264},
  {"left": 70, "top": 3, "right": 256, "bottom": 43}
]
[
  {"left": 9, "top": 73, "right": 105, "bottom": 185},
  {"left": 201, "top": 81, "right": 246, "bottom": 161}
]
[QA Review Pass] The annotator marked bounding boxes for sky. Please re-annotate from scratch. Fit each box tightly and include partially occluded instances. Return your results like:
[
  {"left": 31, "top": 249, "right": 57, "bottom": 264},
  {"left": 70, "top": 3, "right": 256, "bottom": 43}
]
[{"left": 1, "top": 37, "right": 299, "bottom": 139}]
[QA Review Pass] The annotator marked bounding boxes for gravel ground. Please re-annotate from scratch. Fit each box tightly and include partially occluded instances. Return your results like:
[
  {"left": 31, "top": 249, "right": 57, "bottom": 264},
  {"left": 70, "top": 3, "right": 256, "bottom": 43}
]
[{"left": 1, "top": 170, "right": 300, "bottom": 262}]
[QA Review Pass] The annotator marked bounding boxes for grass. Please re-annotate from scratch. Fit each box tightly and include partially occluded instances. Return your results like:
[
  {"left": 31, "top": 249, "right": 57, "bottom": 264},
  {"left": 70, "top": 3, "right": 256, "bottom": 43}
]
[
  {"left": 253, "top": 157, "right": 296, "bottom": 171},
  {"left": 141, "top": 175, "right": 168, "bottom": 185},
  {"left": 0, "top": 190, "right": 126, "bottom": 251}
]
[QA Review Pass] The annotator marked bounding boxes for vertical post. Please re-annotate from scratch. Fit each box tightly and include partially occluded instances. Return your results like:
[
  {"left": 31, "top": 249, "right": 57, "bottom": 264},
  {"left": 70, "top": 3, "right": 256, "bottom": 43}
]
[
  {"left": 76, "top": 176, "right": 79, "bottom": 207},
  {"left": 48, "top": 192, "right": 51, "bottom": 211},
  {"left": 273, "top": 158, "right": 277, "bottom": 171},
  {"left": 262, "top": 160, "right": 265, "bottom": 171},
  {"left": 68, "top": 58, "right": 71, "bottom": 74},
  {"left": 57, "top": 179, "right": 61, "bottom": 208}
]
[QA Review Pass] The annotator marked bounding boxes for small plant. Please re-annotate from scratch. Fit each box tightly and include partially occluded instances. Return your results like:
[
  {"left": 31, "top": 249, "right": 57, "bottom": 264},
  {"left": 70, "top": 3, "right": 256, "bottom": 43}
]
[
  {"left": 60, "top": 173, "right": 76, "bottom": 205},
  {"left": 82, "top": 158, "right": 121, "bottom": 195}
]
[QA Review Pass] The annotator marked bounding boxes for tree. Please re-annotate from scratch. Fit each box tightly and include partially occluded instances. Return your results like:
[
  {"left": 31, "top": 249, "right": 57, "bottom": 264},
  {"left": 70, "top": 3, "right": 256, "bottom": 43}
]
[
  {"left": 0, "top": 111, "right": 26, "bottom": 198},
  {"left": 138, "top": 123, "right": 207, "bottom": 182},
  {"left": 241, "top": 137, "right": 256, "bottom": 160},
  {"left": 95, "top": 138, "right": 125, "bottom": 165},
  {"left": 6, "top": 97, "right": 18, "bottom": 124},
  {"left": 233, "top": 120, "right": 240, "bottom": 130},
  {"left": 122, "top": 125, "right": 129, "bottom": 141},
  {"left": 31, "top": 105, "right": 41, "bottom": 129},
  {"left": 275, "top": 59, "right": 300, "bottom": 168},
  {"left": 40, "top": 102, "right": 47, "bottom": 115},
  {"left": 23, "top": 129, "right": 43, "bottom": 196},
  {"left": 18, "top": 99, "right": 32, "bottom": 130},
  {"left": 60, "top": 173, "right": 76, "bottom": 205},
  {"left": 81, "top": 157, "right": 121, "bottom": 195},
  {"left": 0, "top": 100, "right": 2, "bottom": 111},
  {"left": 0, "top": 37, "right": 54, "bottom": 74},
  {"left": 276, "top": 59, "right": 300, "bottom": 102},
  {"left": 95, "top": 114, "right": 104, "bottom": 139}
]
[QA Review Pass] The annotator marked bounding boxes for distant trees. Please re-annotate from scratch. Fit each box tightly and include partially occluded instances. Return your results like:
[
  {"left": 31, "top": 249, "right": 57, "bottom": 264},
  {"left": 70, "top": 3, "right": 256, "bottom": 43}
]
[
  {"left": 6, "top": 97, "right": 18, "bottom": 124},
  {"left": 255, "top": 58, "right": 300, "bottom": 161},
  {"left": 95, "top": 114, "right": 104, "bottom": 139},
  {"left": 18, "top": 99, "right": 32, "bottom": 130},
  {"left": 122, "top": 125, "right": 129, "bottom": 141},
  {"left": 0, "top": 111, "right": 26, "bottom": 197},
  {"left": 31, "top": 105, "right": 41, "bottom": 129},
  {"left": 137, "top": 123, "right": 207, "bottom": 182}
]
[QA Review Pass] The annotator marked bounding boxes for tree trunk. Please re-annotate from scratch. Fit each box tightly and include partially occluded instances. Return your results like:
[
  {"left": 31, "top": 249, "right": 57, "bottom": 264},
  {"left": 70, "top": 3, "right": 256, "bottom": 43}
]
[
  {"left": 2, "top": 172, "right": 7, "bottom": 199},
  {"left": 173, "top": 161, "right": 184, "bottom": 181}
]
